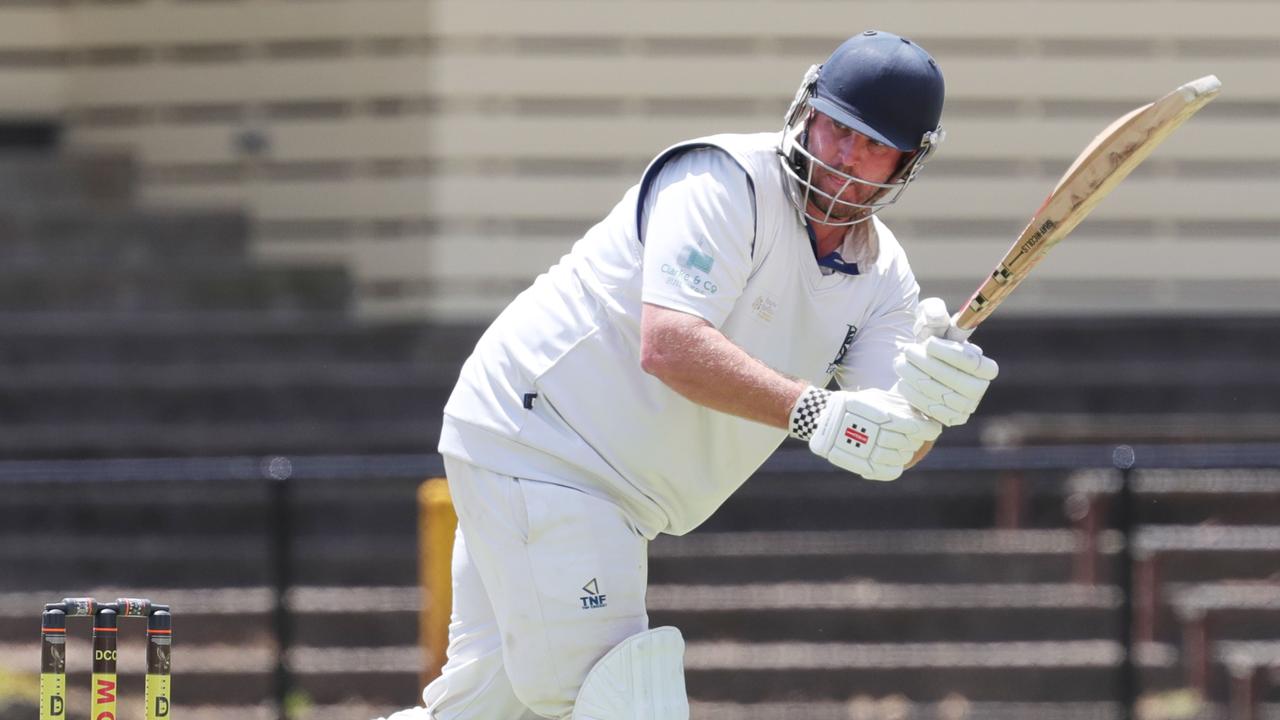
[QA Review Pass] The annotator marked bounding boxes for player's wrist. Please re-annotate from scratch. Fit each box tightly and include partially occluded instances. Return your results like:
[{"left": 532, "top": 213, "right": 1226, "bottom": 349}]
[{"left": 788, "top": 386, "right": 832, "bottom": 441}]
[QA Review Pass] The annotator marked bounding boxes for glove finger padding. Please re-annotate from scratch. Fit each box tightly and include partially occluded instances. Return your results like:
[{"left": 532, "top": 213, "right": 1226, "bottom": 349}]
[
  {"left": 873, "top": 426, "right": 916, "bottom": 451},
  {"left": 921, "top": 337, "right": 999, "bottom": 380},
  {"left": 862, "top": 461, "right": 905, "bottom": 482},
  {"left": 836, "top": 455, "right": 899, "bottom": 481},
  {"left": 880, "top": 411, "right": 942, "bottom": 443},
  {"left": 905, "top": 342, "right": 997, "bottom": 398},
  {"left": 831, "top": 452, "right": 906, "bottom": 482},
  {"left": 892, "top": 358, "right": 951, "bottom": 403},
  {"left": 895, "top": 373, "right": 969, "bottom": 427},
  {"left": 895, "top": 361, "right": 975, "bottom": 414},
  {"left": 895, "top": 337, "right": 998, "bottom": 428},
  {"left": 915, "top": 341, "right": 992, "bottom": 391},
  {"left": 870, "top": 444, "right": 913, "bottom": 467}
]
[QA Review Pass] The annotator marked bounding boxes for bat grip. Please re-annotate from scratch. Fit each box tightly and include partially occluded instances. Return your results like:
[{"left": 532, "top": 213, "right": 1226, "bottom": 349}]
[{"left": 949, "top": 312, "right": 976, "bottom": 340}]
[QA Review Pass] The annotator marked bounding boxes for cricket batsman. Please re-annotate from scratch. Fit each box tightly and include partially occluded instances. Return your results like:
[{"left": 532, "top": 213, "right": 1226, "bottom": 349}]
[{"left": 380, "top": 29, "right": 999, "bottom": 720}]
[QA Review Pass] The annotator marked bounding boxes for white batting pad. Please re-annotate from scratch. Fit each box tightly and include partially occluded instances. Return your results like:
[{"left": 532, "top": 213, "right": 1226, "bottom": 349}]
[{"left": 572, "top": 627, "right": 689, "bottom": 720}]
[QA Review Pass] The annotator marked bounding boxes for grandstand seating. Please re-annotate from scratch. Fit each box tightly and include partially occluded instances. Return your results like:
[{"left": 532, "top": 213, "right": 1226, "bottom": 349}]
[
  {"left": 1062, "top": 470, "right": 1280, "bottom": 714},
  {"left": 0, "top": 152, "right": 464, "bottom": 458}
]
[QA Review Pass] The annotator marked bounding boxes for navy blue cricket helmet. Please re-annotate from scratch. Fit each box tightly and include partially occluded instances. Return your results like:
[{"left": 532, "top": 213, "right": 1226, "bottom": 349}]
[{"left": 780, "top": 30, "right": 946, "bottom": 226}]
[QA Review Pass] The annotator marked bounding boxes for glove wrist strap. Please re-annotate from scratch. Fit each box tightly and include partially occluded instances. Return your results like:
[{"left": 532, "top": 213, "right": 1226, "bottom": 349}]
[{"left": 789, "top": 386, "right": 832, "bottom": 441}]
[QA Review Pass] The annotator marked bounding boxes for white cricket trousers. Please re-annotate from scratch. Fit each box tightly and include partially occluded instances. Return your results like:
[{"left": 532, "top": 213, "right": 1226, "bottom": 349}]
[{"left": 422, "top": 457, "right": 651, "bottom": 719}]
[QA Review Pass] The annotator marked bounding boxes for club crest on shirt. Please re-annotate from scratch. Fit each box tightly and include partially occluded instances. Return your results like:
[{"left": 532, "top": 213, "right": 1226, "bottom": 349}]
[
  {"left": 751, "top": 294, "right": 779, "bottom": 322},
  {"left": 826, "top": 324, "right": 858, "bottom": 374}
]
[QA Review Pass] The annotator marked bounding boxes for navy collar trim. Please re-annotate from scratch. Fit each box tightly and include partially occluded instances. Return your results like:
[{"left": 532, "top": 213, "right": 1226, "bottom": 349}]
[{"left": 804, "top": 222, "right": 860, "bottom": 276}]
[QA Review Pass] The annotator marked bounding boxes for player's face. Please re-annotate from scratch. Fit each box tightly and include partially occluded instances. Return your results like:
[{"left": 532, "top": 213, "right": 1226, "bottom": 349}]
[{"left": 804, "top": 111, "right": 906, "bottom": 220}]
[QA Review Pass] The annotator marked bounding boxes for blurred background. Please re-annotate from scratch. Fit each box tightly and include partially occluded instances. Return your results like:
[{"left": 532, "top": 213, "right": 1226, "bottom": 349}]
[{"left": 0, "top": 0, "right": 1277, "bottom": 718}]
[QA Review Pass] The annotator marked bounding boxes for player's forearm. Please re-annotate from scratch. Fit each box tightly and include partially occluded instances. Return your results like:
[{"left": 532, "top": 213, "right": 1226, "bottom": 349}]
[
  {"left": 907, "top": 440, "right": 934, "bottom": 468},
  {"left": 640, "top": 304, "right": 805, "bottom": 430}
]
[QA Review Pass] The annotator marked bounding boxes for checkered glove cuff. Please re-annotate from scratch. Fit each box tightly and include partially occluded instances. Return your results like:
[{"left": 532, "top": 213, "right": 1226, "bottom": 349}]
[{"left": 789, "top": 386, "right": 832, "bottom": 441}]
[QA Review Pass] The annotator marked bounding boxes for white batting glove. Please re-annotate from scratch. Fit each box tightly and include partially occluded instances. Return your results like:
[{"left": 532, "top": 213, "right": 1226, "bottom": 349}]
[
  {"left": 790, "top": 386, "right": 941, "bottom": 482},
  {"left": 894, "top": 297, "right": 999, "bottom": 427}
]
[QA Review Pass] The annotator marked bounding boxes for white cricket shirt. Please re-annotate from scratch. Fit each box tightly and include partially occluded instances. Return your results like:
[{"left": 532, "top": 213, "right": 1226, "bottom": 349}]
[{"left": 440, "top": 132, "right": 919, "bottom": 538}]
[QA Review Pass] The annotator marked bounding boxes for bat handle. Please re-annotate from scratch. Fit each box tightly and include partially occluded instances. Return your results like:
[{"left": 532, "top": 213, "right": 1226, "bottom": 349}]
[{"left": 949, "top": 311, "right": 976, "bottom": 341}]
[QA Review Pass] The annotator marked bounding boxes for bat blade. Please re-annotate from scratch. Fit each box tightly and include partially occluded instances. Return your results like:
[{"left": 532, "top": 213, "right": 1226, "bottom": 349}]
[{"left": 954, "top": 75, "right": 1222, "bottom": 332}]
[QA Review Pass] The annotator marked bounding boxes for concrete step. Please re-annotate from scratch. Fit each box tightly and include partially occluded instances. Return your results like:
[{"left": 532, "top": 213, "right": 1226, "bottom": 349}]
[
  {"left": 0, "top": 534, "right": 419, "bottom": 588},
  {"left": 698, "top": 469, "right": 1078, "bottom": 532},
  {"left": 0, "top": 417, "right": 444, "bottom": 458},
  {"left": 0, "top": 360, "right": 447, "bottom": 388},
  {"left": 0, "top": 702, "right": 408, "bottom": 720},
  {"left": 649, "top": 529, "right": 1123, "bottom": 585},
  {"left": 3, "top": 522, "right": 1117, "bottom": 594},
  {"left": 0, "top": 637, "right": 1179, "bottom": 707},
  {"left": 969, "top": 317, "right": 1280, "bottom": 416},
  {"left": 0, "top": 586, "right": 1194, "bottom": 707},
  {"left": 10, "top": 699, "right": 1243, "bottom": 720},
  {"left": 649, "top": 582, "right": 1121, "bottom": 643},
  {"left": 0, "top": 209, "right": 248, "bottom": 266},
  {"left": 682, "top": 640, "right": 1179, "bottom": 703},
  {"left": 1136, "top": 526, "right": 1280, "bottom": 584},
  {"left": 0, "top": 476, "right": 420, "bottom": 536},
  {"left": 981, "top": 381, "right": 1280, "bottom": 415},
  {"left": 978, "top": 317, "right": 1280, "bottom": 367},
  {"left": 0, "top": 583, "right": 1127, "bottom": 648},
  {"left": 689, "top": 700, "right": 1125, "bottom": 720},
  {"left": 0, "top": 265, "right": 352, "bottom": 313},
  {"left": 1169, "top": 584, "right": 1280, "bottom": 642},
  {"left": 1068, "top": 469, "right": 1280, "bottom": 526},
  {"left": 1212, "top": 641, "right": 1280, "bottom": 703},
  {"left": 0, "top": 587, "right": 422, "bottom": 648},
  {"left": 0, "top": 318, "right": 479, "bottom": 368},
  {"left": 0, "top": 152, "right": 135, "bottom": 208},
  {"left": 0, "top": 641, "right": 417, "bottom": 706},
  {"left": 0, "top": 371, "right": 447, "bottom": 421}
]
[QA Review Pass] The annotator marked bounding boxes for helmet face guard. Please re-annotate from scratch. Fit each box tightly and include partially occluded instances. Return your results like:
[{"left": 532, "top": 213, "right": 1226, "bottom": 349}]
[{"left": 778, "top": 31, "right": 945, "bottom": 227}]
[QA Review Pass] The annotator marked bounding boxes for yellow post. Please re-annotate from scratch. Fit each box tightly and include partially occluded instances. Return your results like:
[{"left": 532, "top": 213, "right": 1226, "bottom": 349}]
[{"left": 418, "top": 477, "right": 457, "bottom": 688}]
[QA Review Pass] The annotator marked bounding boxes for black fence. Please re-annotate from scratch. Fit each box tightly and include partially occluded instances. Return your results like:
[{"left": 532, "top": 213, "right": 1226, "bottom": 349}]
[{"left": 2, "top": 445, "right": 1278, "bottom": 720}]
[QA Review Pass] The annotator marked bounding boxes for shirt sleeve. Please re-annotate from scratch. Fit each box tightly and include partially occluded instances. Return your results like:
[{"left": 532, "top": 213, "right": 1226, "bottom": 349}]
[
  {"left": 639, "top": 147, "right": 756, "bottom": 328},
  {"left": 834, "top": 254, "right": 920, "bottom": 392}
]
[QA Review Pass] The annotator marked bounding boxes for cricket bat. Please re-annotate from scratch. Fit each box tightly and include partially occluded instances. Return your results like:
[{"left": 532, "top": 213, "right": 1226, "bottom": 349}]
[{"left": 953, "top": 75, "right": 1222, "bottom": 333}]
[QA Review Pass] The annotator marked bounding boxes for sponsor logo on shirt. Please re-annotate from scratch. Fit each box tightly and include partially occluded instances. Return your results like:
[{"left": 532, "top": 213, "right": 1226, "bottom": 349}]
[
  {"left": 660, "top": 263, "right": 718, "bottom": 295},
  {"left": 678, "top": 245, "right": 715, "bottom": 274},
  {"left": 579, "top": 578, "right": 608, "bottom": 610}
]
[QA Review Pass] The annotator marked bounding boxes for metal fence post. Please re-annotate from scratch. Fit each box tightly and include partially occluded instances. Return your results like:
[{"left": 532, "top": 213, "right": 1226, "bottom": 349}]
[
  {"left": 1113, "top": 445, "right": 1137, "bottom": 720},
  {"left": 265, "top": 457, "right": 295, "bottom": 720}
]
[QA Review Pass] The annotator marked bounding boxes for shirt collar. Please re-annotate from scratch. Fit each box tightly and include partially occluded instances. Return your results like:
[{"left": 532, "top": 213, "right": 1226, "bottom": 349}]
[{"left": 798, "top": 221, "right": 870, "bottom": 274}]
